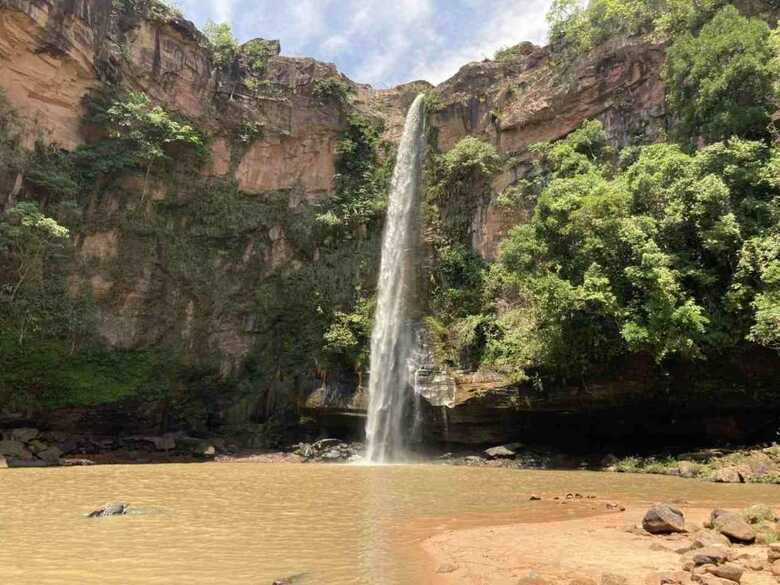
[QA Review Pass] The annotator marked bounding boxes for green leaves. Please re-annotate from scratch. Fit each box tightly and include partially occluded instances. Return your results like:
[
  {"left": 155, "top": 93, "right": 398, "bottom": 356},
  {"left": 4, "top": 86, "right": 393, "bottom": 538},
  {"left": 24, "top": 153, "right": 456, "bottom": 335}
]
[
  {"left": 483, "top": 119, "right": 780, "bottom": 380},
  {"left": 664, "top": 5, "right": 776, "bottom": 145}
]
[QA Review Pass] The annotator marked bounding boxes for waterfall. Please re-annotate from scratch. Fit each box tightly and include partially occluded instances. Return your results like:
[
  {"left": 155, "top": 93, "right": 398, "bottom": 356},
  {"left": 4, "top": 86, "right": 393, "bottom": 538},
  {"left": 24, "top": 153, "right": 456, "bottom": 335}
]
[{"left": 365, "top": 94, "right": 427, "bottom": 463}]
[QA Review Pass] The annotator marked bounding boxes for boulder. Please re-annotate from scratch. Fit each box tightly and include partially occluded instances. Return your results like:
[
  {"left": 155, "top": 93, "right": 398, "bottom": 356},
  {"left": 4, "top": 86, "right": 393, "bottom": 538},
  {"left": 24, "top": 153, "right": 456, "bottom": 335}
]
[
  {"left": 768, "top": 542, "right": 780, "bottom": 562},
  {"left": 712, "top": 512, "right": 755, "bottom": 544},
  {"left": 9, "top": 428, "right": 38, "bottom": 442},
  {"left": 707, "top": 563, "right": 743, "bottom": 582},
  {"left": 693, "top": 530, "right": 731, "bottom": 549},
  {"left": 678, "top": 461, "right": 700, "bottom": 479},
  {"left": 484, "top": 442, "right": 522, "bottom": 459},
  {"left": 771, "top": 561, "right": 780, "bottom": 577},
  {"left": 693, "top": 547, "right": 729, "bottom": 566},
  {"left": 38, "top": 446, "right": 63, "bottom": 465},
  {"left": 0, "top": 440, "right": 33, "bottom": 460},
  {"left": 312, "top": 438, "right": 342, "bottom": 452},
  {"left": 88, "top": 503, "right": 128, "bottom": 518},
  {"left": 643, "top": 504, "right": 686, "bottom": 534},
  {"left": 742, "top": 505, "right": 776, "bottom": 525},
  {"left": 711, "top": 468, "right": 743, "bottom": 483}
]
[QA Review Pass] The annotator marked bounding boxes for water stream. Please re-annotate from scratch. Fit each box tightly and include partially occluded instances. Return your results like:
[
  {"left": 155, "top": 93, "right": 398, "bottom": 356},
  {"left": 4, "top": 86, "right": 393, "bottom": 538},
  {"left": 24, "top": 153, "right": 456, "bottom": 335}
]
[{"left": 365, "top": 94, "right": 427, "bottom": 463}]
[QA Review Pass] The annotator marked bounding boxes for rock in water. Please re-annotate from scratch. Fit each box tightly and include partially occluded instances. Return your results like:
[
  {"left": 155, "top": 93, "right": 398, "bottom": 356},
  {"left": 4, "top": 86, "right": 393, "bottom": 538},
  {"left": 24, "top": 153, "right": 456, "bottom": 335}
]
[
  {"left": 643, "top": 504, "right": 686, "bottom": 534},
  {"left": 88, "top": 503, "right": 129, "bottom": 518}
]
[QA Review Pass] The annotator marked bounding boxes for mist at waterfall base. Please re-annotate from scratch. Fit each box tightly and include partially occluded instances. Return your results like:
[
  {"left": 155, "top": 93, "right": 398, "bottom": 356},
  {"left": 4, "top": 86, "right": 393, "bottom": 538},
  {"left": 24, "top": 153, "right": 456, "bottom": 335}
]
[{"left": 364, "top": 94, "right": 427, "bottom": 464}]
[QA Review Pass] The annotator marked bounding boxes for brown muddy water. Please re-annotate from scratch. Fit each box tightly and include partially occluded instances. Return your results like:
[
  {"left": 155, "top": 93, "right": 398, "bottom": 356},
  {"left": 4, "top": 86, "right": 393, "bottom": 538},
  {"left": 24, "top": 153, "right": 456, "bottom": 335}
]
[{"left": 1, "top": 463, "right": 778, "bottom": 585}]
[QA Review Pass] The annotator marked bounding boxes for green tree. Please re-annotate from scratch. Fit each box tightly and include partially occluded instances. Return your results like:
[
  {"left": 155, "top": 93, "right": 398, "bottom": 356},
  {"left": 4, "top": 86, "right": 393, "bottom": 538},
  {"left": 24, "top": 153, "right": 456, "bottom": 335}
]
[
  {"left": 0, "top": 203, "right": 70, "bottom": 344},
  {"left": 664, "top": 5, "right": 777, "bottom": 145},
  {"left": 203, "top": 21, "right": 239, "bottom": 68}
]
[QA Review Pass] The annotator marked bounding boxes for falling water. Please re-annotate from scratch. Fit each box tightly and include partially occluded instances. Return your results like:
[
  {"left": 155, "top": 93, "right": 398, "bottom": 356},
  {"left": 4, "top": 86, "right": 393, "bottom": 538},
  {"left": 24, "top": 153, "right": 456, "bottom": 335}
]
[{"left": 365, "top": 94, "right": 427, "bottom": 463}]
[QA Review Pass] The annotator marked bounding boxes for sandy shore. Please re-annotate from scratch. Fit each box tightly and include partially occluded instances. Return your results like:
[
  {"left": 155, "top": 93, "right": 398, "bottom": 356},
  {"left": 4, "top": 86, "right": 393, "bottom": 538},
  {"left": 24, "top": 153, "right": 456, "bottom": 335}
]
[{"left": 422, "top": 507, "right": 739, "bottom": 585}]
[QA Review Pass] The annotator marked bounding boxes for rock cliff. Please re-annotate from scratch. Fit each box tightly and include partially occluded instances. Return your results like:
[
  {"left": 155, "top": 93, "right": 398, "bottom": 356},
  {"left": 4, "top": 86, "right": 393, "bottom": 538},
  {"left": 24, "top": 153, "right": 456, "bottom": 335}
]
[{"left": 1, "top": 0, "right": 776, "bottom": 448}]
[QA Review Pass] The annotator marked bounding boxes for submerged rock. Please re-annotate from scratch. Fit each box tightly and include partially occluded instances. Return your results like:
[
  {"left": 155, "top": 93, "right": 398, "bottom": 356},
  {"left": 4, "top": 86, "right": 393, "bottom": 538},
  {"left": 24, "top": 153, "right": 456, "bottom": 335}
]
[
  {"left": 643, "top": 504, "right": 685, "bottom": 534},
  {"left": 88, "top": 503, "right": 129, "bottom": 518}
]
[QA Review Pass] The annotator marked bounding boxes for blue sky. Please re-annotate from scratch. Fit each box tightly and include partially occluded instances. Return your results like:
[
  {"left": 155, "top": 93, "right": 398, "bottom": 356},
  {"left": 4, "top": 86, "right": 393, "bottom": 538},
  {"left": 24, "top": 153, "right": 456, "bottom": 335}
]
[{"left": 174, "top": 0, "right": 554, "bottom": 87}]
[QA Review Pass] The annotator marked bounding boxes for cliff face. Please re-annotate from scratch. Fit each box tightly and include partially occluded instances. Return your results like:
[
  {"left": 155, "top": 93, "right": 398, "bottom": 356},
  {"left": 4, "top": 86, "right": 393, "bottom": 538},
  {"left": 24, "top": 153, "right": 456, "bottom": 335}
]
[{"left": 8, "top": 0, "right": 767, "bottom": 446}]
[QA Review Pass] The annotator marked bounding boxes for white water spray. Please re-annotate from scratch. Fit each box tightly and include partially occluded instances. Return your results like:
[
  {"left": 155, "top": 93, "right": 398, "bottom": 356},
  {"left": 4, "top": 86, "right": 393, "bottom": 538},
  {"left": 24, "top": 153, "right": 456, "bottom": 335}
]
[{"left": 365, "top": 94, "right": 427, "bottom": 463}]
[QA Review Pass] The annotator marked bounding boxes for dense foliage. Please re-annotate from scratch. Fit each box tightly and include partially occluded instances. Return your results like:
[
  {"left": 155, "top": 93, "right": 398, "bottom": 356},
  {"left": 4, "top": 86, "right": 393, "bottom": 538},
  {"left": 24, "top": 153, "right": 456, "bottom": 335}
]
[{"left": 664, "top": 6, "right": 777, "bottom": 145}]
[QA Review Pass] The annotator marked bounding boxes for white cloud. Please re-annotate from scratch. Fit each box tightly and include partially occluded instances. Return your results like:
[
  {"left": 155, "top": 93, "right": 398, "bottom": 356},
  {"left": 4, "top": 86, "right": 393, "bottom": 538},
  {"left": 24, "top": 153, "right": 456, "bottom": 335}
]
[
  {"left": 410, "top": 0, "right": 552, "bottom": 84},
  {"left": 177, "top": 0, "right": 553, "bottom": 87},
  {"left": 214, "top": 0, "right": 234, "bottom": 22}
]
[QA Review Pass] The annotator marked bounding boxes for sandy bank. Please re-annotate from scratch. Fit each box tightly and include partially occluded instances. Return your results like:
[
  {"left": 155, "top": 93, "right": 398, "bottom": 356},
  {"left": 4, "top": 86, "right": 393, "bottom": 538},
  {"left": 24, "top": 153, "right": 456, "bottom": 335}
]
[{"left": 422, "top": 507, "right": 777, "bottom": 585}]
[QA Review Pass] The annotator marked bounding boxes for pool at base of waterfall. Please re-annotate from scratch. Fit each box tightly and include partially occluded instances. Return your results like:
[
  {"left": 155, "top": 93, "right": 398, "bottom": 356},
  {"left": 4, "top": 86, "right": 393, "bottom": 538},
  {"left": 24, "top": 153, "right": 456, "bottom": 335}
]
[{"left": 1, "top": 463, "right": 779, "bottom": 585}]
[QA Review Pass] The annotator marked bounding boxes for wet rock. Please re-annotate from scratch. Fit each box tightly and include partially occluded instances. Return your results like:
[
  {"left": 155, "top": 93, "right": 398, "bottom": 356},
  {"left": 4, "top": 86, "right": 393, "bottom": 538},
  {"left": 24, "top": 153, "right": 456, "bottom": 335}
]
[
  {"left": 712, "top": 512, "right": 755, "bottom": 543},
  {"left": 643, "top": 504, "right": 686, "bottom": 534},
  {"left": 88, "top": 503, "right": 128, "bottom": 518},
  {"left": 484, "top": 442, "right": 522, "bottom": 459},
  {"left": 707, "top": 563, "right": 743, "bottom": 582},
  {"left": 693, "top": 530, "right": 731, "bottom": 549},
  {"left": 9, "top": 428, "right": 39, "bottom": 443},
  {"left": 693, "top": 547, "right": 729, "bottom": 566},
  {"left": 742, "top": 505, "right": 776, "bottom": 525},
  {"left": 0, "top": 440, "right": 33, "bottom": 460}
]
